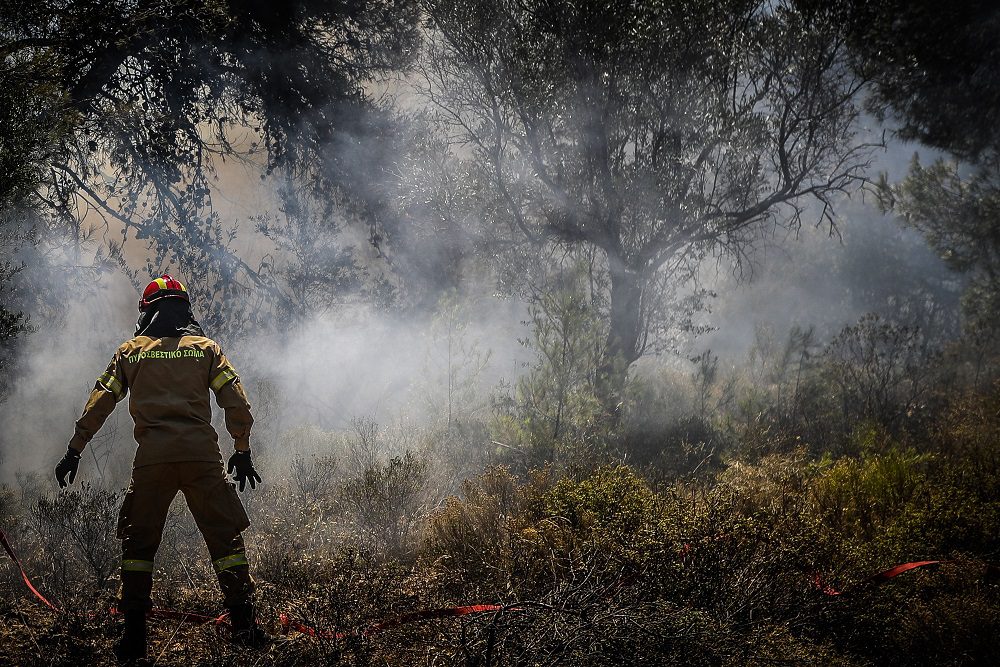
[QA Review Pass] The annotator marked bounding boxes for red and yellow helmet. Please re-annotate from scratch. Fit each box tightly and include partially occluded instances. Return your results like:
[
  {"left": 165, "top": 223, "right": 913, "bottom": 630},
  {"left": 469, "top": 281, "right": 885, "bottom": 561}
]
[{"left": 138, "top": 274, "right": 190, "bottom": 311}]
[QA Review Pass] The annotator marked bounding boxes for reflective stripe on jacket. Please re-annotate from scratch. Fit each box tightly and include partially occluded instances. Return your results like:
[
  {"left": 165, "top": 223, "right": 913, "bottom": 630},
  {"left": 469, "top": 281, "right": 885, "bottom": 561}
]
[{"left": 69, "top": 335, "right": 253, "bottom": 468}]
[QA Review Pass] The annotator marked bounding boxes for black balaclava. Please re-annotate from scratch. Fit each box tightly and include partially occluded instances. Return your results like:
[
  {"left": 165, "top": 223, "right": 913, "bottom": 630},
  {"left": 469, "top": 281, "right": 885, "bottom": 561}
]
[{"left": 134, "top": 298, "right": 205, "bottom": 338}]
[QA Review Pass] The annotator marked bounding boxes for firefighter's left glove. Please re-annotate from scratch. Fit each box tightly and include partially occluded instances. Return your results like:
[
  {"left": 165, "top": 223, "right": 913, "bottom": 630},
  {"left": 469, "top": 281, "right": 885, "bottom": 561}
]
[
  {"left": 55, "top": 446, "right": 82, "bottom": 488},
  {"left": 227, "top": 450, "right": 261, "bottom": 492}
]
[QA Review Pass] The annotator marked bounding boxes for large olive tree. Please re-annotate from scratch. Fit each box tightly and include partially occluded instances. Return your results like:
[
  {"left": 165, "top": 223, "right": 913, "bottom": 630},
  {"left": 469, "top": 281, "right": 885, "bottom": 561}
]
[{"left": 420, "top": 0, "right": 876, "bottom": 416}]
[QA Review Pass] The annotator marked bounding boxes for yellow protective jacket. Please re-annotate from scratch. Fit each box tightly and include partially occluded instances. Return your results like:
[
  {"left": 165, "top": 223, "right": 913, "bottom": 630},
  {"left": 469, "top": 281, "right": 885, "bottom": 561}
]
[{"left": 69, "top": 335, "right": 253, "bottom": 468}]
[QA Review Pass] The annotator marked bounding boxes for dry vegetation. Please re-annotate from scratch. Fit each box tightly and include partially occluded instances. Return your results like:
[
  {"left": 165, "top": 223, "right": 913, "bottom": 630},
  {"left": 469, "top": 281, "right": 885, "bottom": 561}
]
[{"left": 2, "top": 320, "right": 999, "bottom": 666}]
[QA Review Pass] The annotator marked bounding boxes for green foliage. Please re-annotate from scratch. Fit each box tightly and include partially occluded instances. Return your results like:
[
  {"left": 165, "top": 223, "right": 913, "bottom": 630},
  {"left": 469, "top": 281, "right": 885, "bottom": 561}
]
[
  {"left": 824, "top": 314, "right": 938, "bottom": 437},
  {"left": 842, "top": 0, "right": 1000, "bottom": 350},
  {"left": 535, "top": 465, "right": 664, "bottom": 560},
  {"left": 811, "top": 446, "right": 932, "bottom": 542},
  {"left": 491, "top": 269, "right": 608, "bottom": 465},
  {"left": 931, "top": 386, "right": 1000, "bottom": 476},
  {"left": 419, "top": 291, "right": 494, "bottom": 428},
  {"left": 881, "top": 157, "right": 1000, "bottom": 339},
  {"left": 0, "top": 43, "right": 68, "bottom": 379},
  {"left": 5, "top": 388, "right": 1000, "bottom": 665},
  {"left": 3, "top": 1, "right": 1000, "bottom": 663},
  {"left": 620, "top": 367, "right": 725, "bottom": 478},
  {"left": 837, "top": 0, "right": 1000, "bottom": 161}
]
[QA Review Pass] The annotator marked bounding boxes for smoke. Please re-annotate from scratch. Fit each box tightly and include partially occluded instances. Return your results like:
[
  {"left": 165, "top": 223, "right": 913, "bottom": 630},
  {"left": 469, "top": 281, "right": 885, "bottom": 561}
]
[
  {"left": 0, "top": 230, "right": 530, "bottom": 487},
  {"left": 0, "top": 52, "right": 965, "bottom": 489},
  {"left": 235, "top": 293, "right": 527, "bottom": 443},
  {"left": 0, "top": 68, "right": 533, "bottom": 485},
  {"left": 0, "top": 152, "right": 963, "bottom": 488},
  {"left": 0, "top": 264, "right": 137, "bottom": 484},
  {"left": 695, "top": 201, "right": 962, "bottom": 362}
]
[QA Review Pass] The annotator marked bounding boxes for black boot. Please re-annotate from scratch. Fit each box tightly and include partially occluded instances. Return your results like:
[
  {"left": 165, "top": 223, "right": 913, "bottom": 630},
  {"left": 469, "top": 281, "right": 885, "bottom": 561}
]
[
  {"left": 228, "top": 601, "right": 275, "bottom": 649},
  {"left": 114, "top": 610, "right": 147, "bottom": 665}
]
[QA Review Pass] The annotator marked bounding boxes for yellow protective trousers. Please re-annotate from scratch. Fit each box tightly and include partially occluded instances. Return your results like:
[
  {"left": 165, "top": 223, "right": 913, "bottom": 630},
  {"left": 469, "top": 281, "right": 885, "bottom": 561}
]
[{"left": 117, "top": 461, "right": 254, "bottom": 611}]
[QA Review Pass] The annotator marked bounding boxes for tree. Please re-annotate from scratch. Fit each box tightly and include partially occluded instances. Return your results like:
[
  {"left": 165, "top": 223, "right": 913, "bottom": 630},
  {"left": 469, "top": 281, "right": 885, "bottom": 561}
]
[
  {"left": 881, "top": 158, "right": 1000, "bottom": 337},
  {"left": 0, "top": 0, "right": 419, "bottom": 337},
  {"left": 420, "top": 0, "right": 875, "bottom": 418},
  {"left": 834, "top": 0, "right": 1000, "bottom": 338},
  {"left": 491, "top": 264, "right": 605, "bottom": 463},
  {"left": 0, "top": 41, "right": 73, "bottom": 396},
  {"left": 831, "top": 0, "right": 1000, "bottom": 163}
]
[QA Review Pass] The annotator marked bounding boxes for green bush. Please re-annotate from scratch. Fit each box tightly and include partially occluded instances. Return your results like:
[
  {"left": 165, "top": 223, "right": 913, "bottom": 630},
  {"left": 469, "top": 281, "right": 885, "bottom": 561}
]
[{"left": 533, "top": 465, "right": 665, "bottom": 560}]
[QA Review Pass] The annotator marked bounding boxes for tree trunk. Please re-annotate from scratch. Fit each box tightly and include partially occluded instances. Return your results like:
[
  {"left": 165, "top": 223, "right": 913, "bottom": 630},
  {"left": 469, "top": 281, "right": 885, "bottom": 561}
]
[{"left": 596, "top": 264, "right": 643, "bottom": 421}]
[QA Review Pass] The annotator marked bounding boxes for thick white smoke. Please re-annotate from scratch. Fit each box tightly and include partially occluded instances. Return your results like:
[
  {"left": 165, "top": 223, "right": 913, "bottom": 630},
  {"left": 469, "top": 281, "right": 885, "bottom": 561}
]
[{"left": 0, "top": 267, "right": 137, "bottom": 485}]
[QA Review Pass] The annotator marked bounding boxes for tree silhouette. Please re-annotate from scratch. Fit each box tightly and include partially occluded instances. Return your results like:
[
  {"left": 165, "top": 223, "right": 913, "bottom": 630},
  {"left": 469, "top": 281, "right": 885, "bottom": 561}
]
[
  {"left": 421, "top": 0, "right": 876, "bottom": 416},
  {"left": 0, "top": 0, "right": 419, "bottom": 336}
]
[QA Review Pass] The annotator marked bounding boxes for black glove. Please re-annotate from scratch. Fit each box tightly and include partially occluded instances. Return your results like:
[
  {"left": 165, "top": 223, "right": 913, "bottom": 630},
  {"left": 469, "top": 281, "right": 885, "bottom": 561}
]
[
  {"left": 227, "top": 450, "right": 261, "bottom": 492},
  {"left": 55, "top": 446, "right": 82, "bottom": 488}
]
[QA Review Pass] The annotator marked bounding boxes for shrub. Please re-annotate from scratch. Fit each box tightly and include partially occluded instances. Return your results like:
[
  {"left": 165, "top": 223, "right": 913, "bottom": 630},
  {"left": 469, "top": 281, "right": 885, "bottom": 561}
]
[
  {"left": 29, "top": 484, "right": 121, "bottom": 598},
  {"left": 422, "top": 466, "right": 519, "bottom": 583},
  {"left": 341, "top": 451, "right": 427, "bottom": 558},
  {"left": 533, "top": 465, "right": 664, "bottom": 561},
  {"left": 810, "top": 446, "right": 931, "bottom": 542},
  {"left": 288, "top": 453, "right": 339, "bottom": 510}
]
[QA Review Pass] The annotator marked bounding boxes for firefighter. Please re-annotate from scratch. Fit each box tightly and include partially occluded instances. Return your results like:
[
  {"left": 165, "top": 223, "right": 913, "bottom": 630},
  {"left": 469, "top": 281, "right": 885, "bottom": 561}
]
[{"left": 54, "top": 275, "right": 271, "bottom": 663}]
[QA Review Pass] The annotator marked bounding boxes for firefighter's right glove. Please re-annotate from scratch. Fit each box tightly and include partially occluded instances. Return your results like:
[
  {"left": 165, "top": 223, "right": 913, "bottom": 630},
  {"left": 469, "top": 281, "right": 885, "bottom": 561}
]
[
  {"left": 55, "top": 446, "right": 81, "bottom": 488},
  {"left": 227, "top": 450, "right": 261, "bottom": 492}
]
